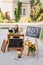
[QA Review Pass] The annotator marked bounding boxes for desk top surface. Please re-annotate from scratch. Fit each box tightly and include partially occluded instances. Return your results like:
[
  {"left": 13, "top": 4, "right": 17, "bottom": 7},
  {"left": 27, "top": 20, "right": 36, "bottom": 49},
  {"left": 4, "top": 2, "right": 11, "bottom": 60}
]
[{"left": 8, "top": 33, "right": 24, "bottom": 36}]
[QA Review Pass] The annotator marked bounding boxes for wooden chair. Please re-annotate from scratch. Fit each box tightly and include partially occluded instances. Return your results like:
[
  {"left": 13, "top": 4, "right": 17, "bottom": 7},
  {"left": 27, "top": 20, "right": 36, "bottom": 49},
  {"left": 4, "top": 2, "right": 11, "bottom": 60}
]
[{"left": 1, "top": 40, "right": 8, "bottom": 52}]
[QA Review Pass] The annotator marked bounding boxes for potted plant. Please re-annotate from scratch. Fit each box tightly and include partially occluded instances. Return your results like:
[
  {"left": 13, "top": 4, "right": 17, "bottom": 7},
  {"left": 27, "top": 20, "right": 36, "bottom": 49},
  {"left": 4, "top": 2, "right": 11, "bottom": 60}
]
[{"left": 26, "top": 40, "right": 36, "bottom": 56}]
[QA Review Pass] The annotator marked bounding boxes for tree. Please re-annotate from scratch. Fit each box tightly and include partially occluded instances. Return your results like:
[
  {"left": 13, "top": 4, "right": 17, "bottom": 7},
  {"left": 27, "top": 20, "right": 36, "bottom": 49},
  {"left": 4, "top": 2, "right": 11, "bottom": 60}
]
[
  {"left": 15, "top": 1, "right": 22, "bottom": 22},
  {"left": 0, "top": 8, "right": 4, "bottom": 19},
  {"left": 30, "top": 0, "right": 35, "bottom": 8},
  {"left": 30, "top": 0, "right": 43, "bottom": 21}
]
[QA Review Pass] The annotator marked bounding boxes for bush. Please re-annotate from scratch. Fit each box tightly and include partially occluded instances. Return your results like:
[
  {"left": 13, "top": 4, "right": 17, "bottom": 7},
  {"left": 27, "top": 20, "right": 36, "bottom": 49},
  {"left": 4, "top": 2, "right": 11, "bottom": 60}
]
[
  {"left": 36, "top": 13, "right": 43, "bottom": 22},
  {"left": 19, "top": 16, "right": 33, "bottom": 23}
]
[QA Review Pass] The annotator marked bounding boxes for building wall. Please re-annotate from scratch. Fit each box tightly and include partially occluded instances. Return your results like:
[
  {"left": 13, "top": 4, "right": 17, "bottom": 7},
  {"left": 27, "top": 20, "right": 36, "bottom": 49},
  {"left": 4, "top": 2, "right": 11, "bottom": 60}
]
[
  {"left": 13, "top": 3, "right": 30, "bottom": 18},
  {"left": 13, "top": 2, "right": 18, "bottom": 19},
  {"left": 0, "top": 0, "right": 14, "bottom": 19},
  {"left": 41, "top": 0, "right": 43, "bottom": 5},
  {"left": 22, "top": 3, "right": 30, "bottom": 17}
]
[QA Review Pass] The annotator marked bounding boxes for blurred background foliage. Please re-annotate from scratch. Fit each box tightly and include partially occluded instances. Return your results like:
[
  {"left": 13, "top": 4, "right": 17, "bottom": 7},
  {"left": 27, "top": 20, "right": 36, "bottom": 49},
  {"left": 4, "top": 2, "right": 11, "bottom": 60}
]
[{"left": 0, "top": 0, "right": 43, "bottom": 23}]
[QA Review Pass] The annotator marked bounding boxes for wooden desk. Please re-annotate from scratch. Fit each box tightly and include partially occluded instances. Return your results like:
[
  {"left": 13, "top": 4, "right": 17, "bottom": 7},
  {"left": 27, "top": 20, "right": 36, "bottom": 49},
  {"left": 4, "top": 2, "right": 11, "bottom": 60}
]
[
  {"left": 8, "top": 33, "right": 24, "bottom": 39},
  {"left": 7, "top": 33, "right": 24, "bottom": 51}
]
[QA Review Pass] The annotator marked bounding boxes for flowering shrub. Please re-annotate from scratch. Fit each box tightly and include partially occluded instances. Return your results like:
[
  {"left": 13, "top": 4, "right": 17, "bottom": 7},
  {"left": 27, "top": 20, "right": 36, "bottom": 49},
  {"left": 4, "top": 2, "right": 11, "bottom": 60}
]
[
  {"left": 36, "top": 13, "right": 43, "bottom": 22},
  {"left": 19, "top": 16, "right": 33, "bottom": 23},
  {"left": 0, "top": 18, "right": 9, "bottom": 23},
  {"left": 30, "top": 4, "right": 40, "bottom": 21},
  {"left": 30, "top": 0, "right": 43, "bottom": 22}
]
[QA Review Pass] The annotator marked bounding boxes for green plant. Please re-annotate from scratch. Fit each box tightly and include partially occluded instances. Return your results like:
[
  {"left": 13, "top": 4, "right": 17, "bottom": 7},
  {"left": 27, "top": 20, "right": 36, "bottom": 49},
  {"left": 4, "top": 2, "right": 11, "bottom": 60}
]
[
  {"left": 28, "top": 44, "right": 36, "bottom": 53},
  {"left": 15, "top": 1, "right": 22, "bottom": 22},
  {"left": 30, "top": 0, "right": 43, "bottom": 22},
  {"left": 0, "top": 8, "right": 5, "bottom": 19},
  {"left": 30, "top": 0, "right": 35, "bottom": 8}
]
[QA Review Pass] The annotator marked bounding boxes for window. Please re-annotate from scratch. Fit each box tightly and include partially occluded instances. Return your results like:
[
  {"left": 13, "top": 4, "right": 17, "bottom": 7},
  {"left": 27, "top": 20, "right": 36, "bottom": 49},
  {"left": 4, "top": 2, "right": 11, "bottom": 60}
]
[{"left": 23, "top": 9, "right": 26, "bottom": 15}]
